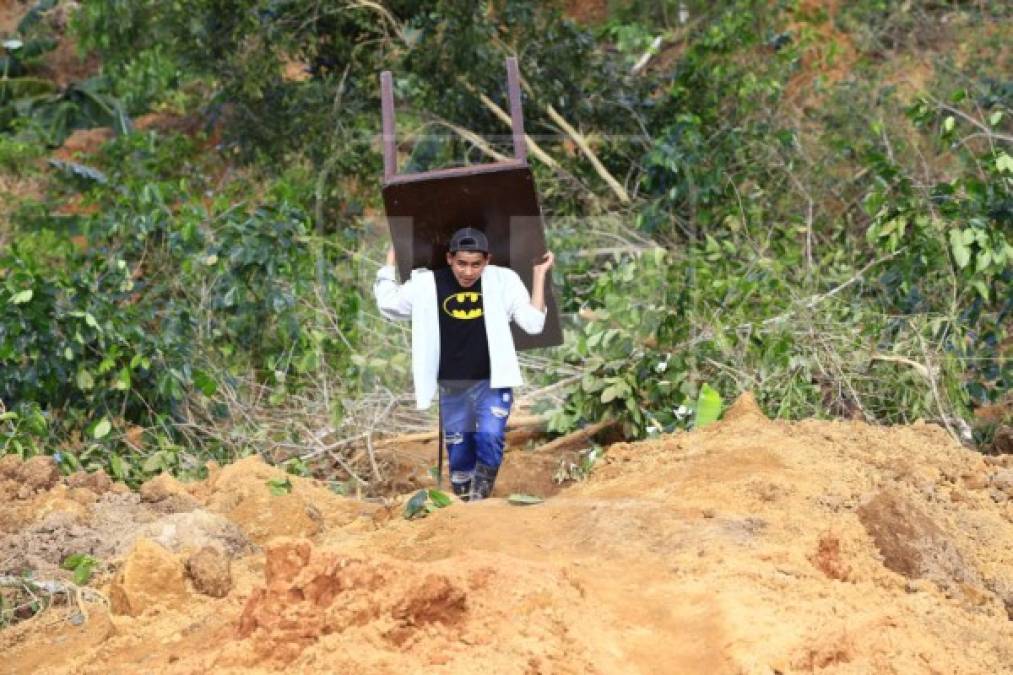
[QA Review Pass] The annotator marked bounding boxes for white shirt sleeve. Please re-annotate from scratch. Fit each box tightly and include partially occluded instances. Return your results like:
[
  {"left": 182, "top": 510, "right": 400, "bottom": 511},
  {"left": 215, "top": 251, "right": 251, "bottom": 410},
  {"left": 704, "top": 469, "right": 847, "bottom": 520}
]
[
  {"left": 374, "top": 265, "right": 412, "bottom": 321},
  {"left": 504, "top": 268, "right": 547, "bottom": 335}
]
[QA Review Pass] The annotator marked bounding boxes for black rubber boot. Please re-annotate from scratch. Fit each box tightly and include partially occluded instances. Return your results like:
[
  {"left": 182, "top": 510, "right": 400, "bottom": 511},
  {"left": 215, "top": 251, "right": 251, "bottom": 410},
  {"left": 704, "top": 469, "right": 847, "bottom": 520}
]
[
  {"left": 450, "top": 471, "right": 472, "bottom": 501},
  {"left": 469, "top": 462, "right": 499, "bottom": 501}
]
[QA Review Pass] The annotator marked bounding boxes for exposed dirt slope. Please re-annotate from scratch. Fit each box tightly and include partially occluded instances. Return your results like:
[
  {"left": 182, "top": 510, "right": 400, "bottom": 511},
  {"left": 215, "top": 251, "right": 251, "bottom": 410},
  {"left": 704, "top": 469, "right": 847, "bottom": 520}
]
[{"left": 2, "top": 394, "right": 1012, "bottom": 674}]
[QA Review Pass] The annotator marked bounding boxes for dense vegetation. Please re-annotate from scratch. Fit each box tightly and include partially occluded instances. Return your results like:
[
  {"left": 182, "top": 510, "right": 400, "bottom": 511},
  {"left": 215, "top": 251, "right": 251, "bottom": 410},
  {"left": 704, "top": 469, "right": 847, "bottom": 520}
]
[{"left": 0, "top": 0, "right": 1009, "bottom": 486}]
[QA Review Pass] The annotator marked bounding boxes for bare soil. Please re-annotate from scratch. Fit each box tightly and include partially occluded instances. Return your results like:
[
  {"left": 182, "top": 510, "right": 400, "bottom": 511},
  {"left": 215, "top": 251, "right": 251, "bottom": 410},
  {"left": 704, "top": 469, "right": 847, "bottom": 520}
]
[{"left": 1, "top": 393, "right": 1012, "bottom": 674}]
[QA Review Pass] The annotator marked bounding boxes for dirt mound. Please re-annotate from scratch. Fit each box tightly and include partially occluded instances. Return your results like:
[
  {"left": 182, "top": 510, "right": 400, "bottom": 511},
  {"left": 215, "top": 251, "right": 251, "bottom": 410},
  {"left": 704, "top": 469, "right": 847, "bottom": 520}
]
[{"left": 1, "top": 394, "right": 1012, "bottom": 673}]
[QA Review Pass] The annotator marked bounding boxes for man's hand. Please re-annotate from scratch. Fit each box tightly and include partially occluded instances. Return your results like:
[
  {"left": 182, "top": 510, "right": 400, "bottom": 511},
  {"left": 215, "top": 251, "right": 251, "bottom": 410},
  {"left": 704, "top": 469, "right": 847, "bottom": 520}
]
[
  {"left": 386, "top": 246, "right": 396, "bottom": 267},
  {"left": 533, "top": 251, "right": 555, "bottom": 278},
  {"left": 530, "top": 250, "right": 554, "bottom": 312}
]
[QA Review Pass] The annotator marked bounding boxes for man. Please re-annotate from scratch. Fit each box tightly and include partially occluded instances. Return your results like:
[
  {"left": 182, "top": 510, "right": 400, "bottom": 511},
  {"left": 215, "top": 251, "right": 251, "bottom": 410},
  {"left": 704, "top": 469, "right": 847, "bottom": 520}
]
[{"left": 374, "top": 227, "right": 554, "bottom": 500}]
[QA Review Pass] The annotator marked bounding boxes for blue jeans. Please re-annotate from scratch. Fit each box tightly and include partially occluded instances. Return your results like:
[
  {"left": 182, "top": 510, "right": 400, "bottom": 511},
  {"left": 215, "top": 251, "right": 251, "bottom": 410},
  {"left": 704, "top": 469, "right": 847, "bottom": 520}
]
[{"left": 440, "top": 380, "right": 513, "bottom": 482}]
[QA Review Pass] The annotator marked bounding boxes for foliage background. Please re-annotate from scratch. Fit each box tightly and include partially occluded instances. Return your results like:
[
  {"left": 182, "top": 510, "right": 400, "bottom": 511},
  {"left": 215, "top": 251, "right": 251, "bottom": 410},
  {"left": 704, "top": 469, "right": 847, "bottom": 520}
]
[{"left": 0, "top": 0, "right": 1009, "bottom": 486}]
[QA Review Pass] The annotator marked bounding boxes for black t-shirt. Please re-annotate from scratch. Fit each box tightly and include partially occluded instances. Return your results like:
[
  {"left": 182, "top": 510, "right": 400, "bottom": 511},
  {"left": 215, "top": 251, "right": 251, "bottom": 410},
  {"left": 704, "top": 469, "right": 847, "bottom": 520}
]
[{"left": 435, "top": 267, "right": 490, "bottom": 383}]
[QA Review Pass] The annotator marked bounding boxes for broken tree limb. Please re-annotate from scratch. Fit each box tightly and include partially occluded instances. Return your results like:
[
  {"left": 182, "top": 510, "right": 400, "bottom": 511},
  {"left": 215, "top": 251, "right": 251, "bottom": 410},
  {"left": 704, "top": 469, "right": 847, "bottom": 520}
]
[
  {"left": 430, "top": 118, "right": 513, "bottom": 163},
  {"left": 538, "top": 100, "right": 631, "bottom": 203},
  {"left": 0, "top": 576, "right": 109, "bottom": 623},
  {"left": 530, "top": 418, "right": 616, "bottom": 455},
  {"left": 460, "top": 80, "right": 564, "bottom": 171}
]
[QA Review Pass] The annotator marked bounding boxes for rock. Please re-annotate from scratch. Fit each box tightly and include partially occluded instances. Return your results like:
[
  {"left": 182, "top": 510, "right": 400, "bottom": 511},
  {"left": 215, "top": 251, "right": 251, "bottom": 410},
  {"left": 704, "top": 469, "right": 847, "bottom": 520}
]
[
  {"left": 140, "top": 473, "right": 190, "bottom": 502},
  {"left": 993, "top": 425, "right": 1013, "bottom": 455},
  {"left": 133, "top": 509, "right": 252, "bottom": 558},
  {"left": 68, "top": 487, "right": 100, "bottom": 505},
  {"left": 34, "top": 486, "right": 90, "bottom": 523},
  {"left": 0, "top": 454, "right": 21, "bottom": 479},
  {"left": 18, "top": 455, "right": 60, "bottom": 492},
  {"left": 140, "top": 473, "right": 199, "bottom": 513},
  {"left": 185, "top": 546, "right": 232, "bottom": 598},
  {"left": 0, "top": 478, "right": 19, "bottom": 501},
  {"left": 67, "top": 469, "right": 114, "bottom": 495},
  {"left": 109, "top": 538, "right": 187, "bottom": 617},
  {"left": 960, "top": 469, "right": 988, "bottom": 490},
  {"left": 992, "top": 468, "right": 1013, "bottom": 495}
]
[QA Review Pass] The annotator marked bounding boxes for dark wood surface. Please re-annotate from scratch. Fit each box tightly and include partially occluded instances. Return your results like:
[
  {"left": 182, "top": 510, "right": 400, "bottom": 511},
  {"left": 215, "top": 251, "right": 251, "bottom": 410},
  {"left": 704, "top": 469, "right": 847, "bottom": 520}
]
[{"left": 381, "top": 163, "right": 563, "bottom": 350}]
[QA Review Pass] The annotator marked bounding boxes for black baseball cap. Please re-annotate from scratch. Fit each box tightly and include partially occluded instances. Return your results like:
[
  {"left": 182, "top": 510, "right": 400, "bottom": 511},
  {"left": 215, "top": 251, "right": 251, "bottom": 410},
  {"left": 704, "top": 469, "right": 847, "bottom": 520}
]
[{"left": 448, "top": 227, "right": 489, "bottom": 254}]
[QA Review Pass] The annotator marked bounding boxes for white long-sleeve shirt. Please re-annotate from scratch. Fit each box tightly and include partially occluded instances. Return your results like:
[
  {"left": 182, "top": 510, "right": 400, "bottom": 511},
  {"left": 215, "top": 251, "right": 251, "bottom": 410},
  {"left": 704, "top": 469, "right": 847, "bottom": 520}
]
[{"left": 374, "top": 264, "right": 547, "bottom": 409}]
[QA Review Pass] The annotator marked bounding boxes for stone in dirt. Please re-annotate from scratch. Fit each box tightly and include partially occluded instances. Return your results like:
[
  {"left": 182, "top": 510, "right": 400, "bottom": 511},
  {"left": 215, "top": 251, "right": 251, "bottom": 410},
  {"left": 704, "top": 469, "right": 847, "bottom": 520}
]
[
  {"left": 140, "top": 472, "right": 200, "bottom": 513},
  {"left": 993, "top": 468, "right": 1013, "bottom": 496},
  {"left": 109, "top": 537, "right": 187, "bottom": 616},
  {"left": 186, "top": 546, "right": 233, "bottom": 598},
  {"left": 993, "top": 425, "right": 1013, "bottom": 455},
  {"left": 140, "top": 473, "right": 191, "bottom": 502},
  {"left": 17, "top": 455, "right": 60, "bottom": 493},
  {"left": 66, "top": 469, "right": 114, "bottom": 495},
  {"left": 134, "top": 509, "right": 252, "bottom": 558},
  {"left": 0, "top": 453, "right": 21, "bottom": 479}
]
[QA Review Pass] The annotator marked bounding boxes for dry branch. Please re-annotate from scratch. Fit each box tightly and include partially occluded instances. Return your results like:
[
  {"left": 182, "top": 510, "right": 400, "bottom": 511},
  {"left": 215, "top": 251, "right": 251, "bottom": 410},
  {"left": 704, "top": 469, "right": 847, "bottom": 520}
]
[{"left": 529, "top": 418, "right": 616, "bottom": 455}]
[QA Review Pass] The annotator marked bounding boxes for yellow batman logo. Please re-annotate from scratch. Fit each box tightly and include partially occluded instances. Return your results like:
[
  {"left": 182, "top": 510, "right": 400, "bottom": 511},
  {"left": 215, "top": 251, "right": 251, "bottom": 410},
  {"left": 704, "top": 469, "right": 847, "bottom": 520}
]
[{"left": 443, "top": 292, "right": 483, "bottom": 320}]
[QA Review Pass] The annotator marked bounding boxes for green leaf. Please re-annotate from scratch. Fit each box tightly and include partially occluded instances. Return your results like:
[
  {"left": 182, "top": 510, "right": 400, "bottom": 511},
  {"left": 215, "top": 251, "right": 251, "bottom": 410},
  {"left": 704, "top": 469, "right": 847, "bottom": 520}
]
[
  {"left": 142, "top": 452, "right": 165, "bottom": 473},
  {"left": 971, "top": 280, "right": 989, "bottom": 301},
  {"left": 62, "top": 554, "right": 85, "bottom": 570},
  {"left": 428, "top": 488, "right": 452, "bottom": 507},
  {"left": 10, "top": 289, "right": 33, "bottom": 304},
  {"left": 997, "top": 152, "right": 1013, "bottom": 174},
  {"left": 601, "top": 382, "right": 627, "bottom": 403},
  {"left": 990, "top": 111, "right": 1003, "bottom": 126},
  {"left": 694, "top": 384, "right": 723, "bottom": 428},
  {"left": 949, "top": 230, "right": 971, "bottom": 269},
  {"left": 113, "top": 367, "right": 131, "bottom": 391},
  {"left": 266, "top": 477, "right": 293, "bottom": 496},
  {"left": 93, "top": 417, "right": 111, "bottom": 440},
  {"left": 73, "top": 561, "right": 95, "bottom": 586},
  {"left": 76, "top": 369, "right": 94, "bottom": 391},
  {"left": 976, "top": 249, "right": 991, "bottom": 273},
  {"left": 192, "top": 370, "right": 217, "bottom": 397},
  {"left": 404, "top": 489, "right": 429, "bottom": 519},
  {"left": 942, "top": 116, "right": 955, "bottom": 133},
  {"left": 508, "top": 493, "right": 544, "bottom": 505},
  {"left": 109, "top": 454, "right": 125, "bottom": 481}
]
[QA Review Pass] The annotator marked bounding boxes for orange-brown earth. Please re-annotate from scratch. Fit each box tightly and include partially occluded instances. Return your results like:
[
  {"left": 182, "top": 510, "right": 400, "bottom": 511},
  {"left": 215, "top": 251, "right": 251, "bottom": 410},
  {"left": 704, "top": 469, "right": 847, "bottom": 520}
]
[{"left": 2, "top": 393, "right": 1013, "bottom": 674}]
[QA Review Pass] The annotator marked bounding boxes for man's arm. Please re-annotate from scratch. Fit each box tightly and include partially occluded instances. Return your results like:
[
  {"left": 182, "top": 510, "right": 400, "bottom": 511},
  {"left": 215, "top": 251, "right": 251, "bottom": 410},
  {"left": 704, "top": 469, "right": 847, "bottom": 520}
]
[
  {"left": 506, "top": 251, "right": 554, "bottom": 334},
  {"left": 529, "top": 251, "right": 554, "bottom": 312},
  {"left": 373, "top": 246, "right": 412, "bottom": 321}
]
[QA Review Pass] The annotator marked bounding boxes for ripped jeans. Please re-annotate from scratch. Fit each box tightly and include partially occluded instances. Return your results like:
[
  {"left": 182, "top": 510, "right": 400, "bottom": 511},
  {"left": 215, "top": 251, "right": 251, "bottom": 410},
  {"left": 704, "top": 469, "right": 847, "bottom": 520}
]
[{"left": 440, "top": 380, "right": 513, "bottom": 482}]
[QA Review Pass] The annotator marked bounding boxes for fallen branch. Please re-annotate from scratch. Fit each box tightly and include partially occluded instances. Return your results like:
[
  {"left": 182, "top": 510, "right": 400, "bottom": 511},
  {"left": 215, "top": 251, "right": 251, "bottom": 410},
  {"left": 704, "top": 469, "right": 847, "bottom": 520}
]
[
  {"left": 461, "top": 81, "right": 564, "bottom": 171},
  {"left": 870, "top": 353, "right": 932, "bottom": 380},
  {"left": 0, "top": 575, "right": 109, "bottom": 624},
  {"left": 630, "top": 35, "right": 663, "bottom": 76},
  {"left": 431, "top": 119, "right": 513, "bottom": 163},
  {"left": 529, "top": 418, "right": 616, "bottom": 455},
  {"left": 514, "top": 77, "right": 631, "bottom": 203},
  {"left": 932, "top": 100, "right": 1013, "bottom": 145}
]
